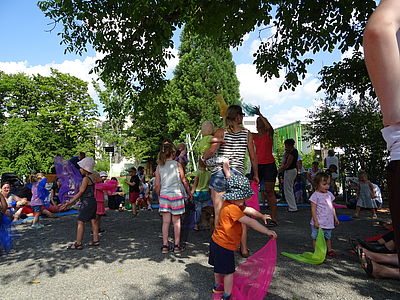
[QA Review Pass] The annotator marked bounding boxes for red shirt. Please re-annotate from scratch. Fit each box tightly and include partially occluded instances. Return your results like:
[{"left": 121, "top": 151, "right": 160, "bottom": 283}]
[{"left": 253, "top": 133, "right": 275, "bottom": 164}]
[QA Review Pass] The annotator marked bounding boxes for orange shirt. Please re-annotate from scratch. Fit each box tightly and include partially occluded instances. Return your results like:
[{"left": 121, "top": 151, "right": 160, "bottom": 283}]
[{"left": 212, "top": 202, "right": 245, "bottom": 251}]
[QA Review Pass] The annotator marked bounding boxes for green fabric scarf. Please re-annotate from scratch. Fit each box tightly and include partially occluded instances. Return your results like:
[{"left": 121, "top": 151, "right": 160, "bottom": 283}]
[{"left": 281, "top": 228, "right": 327, "bottom": 264}]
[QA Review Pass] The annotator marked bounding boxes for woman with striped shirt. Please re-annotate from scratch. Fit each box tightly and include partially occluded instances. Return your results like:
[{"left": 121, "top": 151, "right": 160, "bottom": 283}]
[{"left": 204, "top": 105, "right": 259, "bottom": 255}]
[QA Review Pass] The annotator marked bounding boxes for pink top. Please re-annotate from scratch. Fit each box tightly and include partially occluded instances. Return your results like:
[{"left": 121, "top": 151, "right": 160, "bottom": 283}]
[{"left": 309, "top": 191, "right": 335, "bottom": 229}]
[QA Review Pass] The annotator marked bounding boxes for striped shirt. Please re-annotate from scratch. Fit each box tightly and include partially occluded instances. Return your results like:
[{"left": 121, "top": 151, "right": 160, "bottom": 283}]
[{"left": 212, "top": 128, "right": 249, "bottom": 175}]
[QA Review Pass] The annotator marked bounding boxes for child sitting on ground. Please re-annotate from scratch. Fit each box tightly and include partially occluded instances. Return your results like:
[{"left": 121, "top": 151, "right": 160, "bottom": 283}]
[
  {"left": 199, "top": 120, "right": 227, "bottom": 167},
  {"left": 209, "top": 170, "right": 277, "bottom": 299},
  {"left": 310, "top": 173, "right": 339, "bottom": 258}
]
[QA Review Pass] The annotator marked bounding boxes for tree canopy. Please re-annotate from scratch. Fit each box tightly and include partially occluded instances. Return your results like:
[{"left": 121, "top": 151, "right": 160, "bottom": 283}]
[
  {"left": 0, "top": 70, "right": 98, "bottom": 175},
  {"left": 37, "top": 0, "right": 377, "bottom": 104}
]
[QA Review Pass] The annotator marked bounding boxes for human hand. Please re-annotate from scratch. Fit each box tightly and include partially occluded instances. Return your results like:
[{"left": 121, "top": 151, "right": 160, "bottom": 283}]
[
  {"left": 262, "top": 214, "right": 272, "bottom": 224},
  {"left": 267, "top": 229, "right": 277, "bottom": 239},
  {"left": 334, "top": 218, "right": 339, "bottom": 226},
  {"left": 60, "top": 203, "right": 69, "bottom": 210},
  {"left": 254, "top": 105, "right": 261, "bottom": 116},
  {"left": 314, "top": 222, "right": 320, "bottom": 229},
  {"left": 253, "top": 176, "right": 259, "bottom": 185}
]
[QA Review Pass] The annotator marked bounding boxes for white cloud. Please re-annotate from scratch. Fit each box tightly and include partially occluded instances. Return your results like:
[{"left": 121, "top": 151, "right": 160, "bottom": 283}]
[
  {"left": 270, "top": 106, "right": 312, "bottom": 128},
  {"left": 236, "top": 63, "right": 322, "bottom": 107}
]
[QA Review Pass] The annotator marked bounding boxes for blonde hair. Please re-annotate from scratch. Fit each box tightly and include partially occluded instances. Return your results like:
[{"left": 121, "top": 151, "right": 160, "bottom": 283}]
[
  {"left": 157, "top": 143, "right": 176, "bottom": 166},
  {"left": 30, "top": 173, "right": 45, "bottom": 183},
  {"left": 201, "top": 120, "right": 214, "bottom": 136},
  {"left": 224, "top": 105, "right": 243, "bottom": 134}
]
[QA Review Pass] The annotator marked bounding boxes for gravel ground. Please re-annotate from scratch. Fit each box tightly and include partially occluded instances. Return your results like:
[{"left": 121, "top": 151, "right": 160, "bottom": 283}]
[{"left": 1, "top": 206, "right": 399, "bottom": 300}]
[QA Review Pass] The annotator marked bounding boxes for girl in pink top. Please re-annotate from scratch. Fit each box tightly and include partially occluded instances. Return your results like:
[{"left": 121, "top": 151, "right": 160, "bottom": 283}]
[{"left": 310, "top": 173, "right": 339, "bottom": 258}]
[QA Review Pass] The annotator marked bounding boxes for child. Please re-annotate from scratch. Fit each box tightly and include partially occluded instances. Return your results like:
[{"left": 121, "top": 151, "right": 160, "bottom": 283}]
[
  {"left": 310, "top": 173, "right": 339, "bottom": 258},
  {"left": 175, "top": 143, "right": 189, "bottom": 167},
  {"left": 154, "top": 143, "right": 192, "bottom": 254},
  {"left": 209, "top": 174, "right": 277, "bottom": 300},
  {"left": 30, "top": 173, "right": 47, "bottom": 229},
  {"left": 61, "top": 157, "right": 100, "bottom": 249},
  {"left": 126, "top": 167, "right": 140, "bottom": 216},
  {"left": 354, "top": 170, "right": 377, "bottom": 219},
  {"left": 199, "top": 120, "right": 227, "bottom": 167},
  {"left": 326, "top": 164, "right": 338, "bottom": 194},
  {"left": 191, "top": 159, "right": 211, "bottom": 231}
]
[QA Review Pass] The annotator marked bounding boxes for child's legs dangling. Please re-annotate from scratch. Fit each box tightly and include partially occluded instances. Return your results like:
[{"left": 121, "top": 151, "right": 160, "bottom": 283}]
[
  {"left": 172, "top": 214, "right": 181, "bottom": 246},
  {"left": 161, "top": 212, "right": 171, "bottom": 245}
]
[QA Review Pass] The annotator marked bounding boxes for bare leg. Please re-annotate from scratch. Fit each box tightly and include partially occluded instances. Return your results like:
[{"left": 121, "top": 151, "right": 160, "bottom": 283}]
[
  {"left": 354, "top": 206, "right": 361, "bottom": 217},
  {"left": 90, "top": 218, "right": 99, "bottom": 242},
  {"left": 362, "top": 247, "right": 399, "bottom": 265},
  {"left": 161, "top": 212, "right": 171, "bottom": 245},
  {"left": 326, "top": 239, "right": 332, "bottom": 252},
  {"left": 265, "top": 181, "right": 277, "bottom": 222},
  {"left": 211, "top": 190, "right": 225, "bottom": 227},
  {"left": 76, "top": 220, "right": 85, "bottom": 245},
  {"left": 223, "top": 273, "right": 234, "bottom": 295},
  {"left": 172, "top": 214, "right": 181, "bottom": 246},
  {"left": 32, "top": 212, "right": 40, "bottom": 225},
  {"left": 312, "top": 239, "right": 316, "bottom": 250},
  {"left": 214, "top": 273, "right": 224, "bottom": 285}
]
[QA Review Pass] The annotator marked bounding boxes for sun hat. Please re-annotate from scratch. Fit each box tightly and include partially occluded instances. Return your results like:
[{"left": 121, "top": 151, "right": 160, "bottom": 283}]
[
  {"left": 99, "top": 171, "right": 108, "bottom": 177},
  {"left": 77, "top": 157, "right": 95, "bottom": 173},
  {"left": 222, "top": 175, "right": 254, "bottom": 201}
]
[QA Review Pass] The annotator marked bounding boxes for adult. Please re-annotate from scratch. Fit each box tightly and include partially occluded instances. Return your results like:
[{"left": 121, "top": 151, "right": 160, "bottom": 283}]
[
  {"left": 363, "top": 0, "right": 400, "bottom": 279},
  {"left": 69, "top": 152, "right": 86, "bottom": 171},
  {"left": 1, "top": 181, "right": 28, "bottom": 221},
  {"left": 278, "top": 139, "right": 298, "bottom": 212},
  {"left": 252, "top": 107, "right": 278, "bottom": 226},
  {"left": 204, "top": 105, "right": 259, "bottom": 257},
  {"left": 324, "top": 150, "right": 339, "bottom": 174}
]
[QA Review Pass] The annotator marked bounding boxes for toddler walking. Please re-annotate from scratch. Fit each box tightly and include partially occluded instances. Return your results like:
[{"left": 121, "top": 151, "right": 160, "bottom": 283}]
[
  {"left": 354, "top": 170, "right": 377, "bottom": 219},
  {"left": 209, "top": 174, "right": 277, "bottom": 300},
  {"left": 310, "top": 173, "right": 339, "bottom": 258},
  {"left": 154, "top": 143, "right": 192, "bottom": 254}
]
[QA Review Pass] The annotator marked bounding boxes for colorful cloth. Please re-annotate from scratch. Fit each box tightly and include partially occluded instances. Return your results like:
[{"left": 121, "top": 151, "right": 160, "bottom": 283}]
[
  {"left": 246, "top": 181, "right": 260, "bottom": 213},
  {"left": 309, "top": 191, "right": 335, "bottom": 229},
  {"left": 158, "top": 194, "right": 185, "bottom": 215},
  {"left": 54, "top": 156, "right": 82, "bottom": 204},
  {"left": 0, "top": 214, "right": 14, "bottom": 254},
  {"left": 231, "top": 239, "right": 277, "bottom": 300},
  {"left": 281, "top": 228, "right": 327, "bottom": 264}
]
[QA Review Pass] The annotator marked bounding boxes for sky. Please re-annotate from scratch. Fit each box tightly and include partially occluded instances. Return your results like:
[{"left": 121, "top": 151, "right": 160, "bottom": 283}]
[{"left": 0, "top": 1, "right": 346, "bottom": 128}]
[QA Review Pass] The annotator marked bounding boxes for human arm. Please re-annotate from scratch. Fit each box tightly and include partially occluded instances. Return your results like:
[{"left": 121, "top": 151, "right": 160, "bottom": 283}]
[
  {"left": 311, "top": 202, "right": 319, "bottom": 228},
  {"left": 60, "top": 177, "right": 89, "bottom": 209},
  {"left": 203, "top": 128, "right": 224, "bottom": 160},
  {"left": 368, "top": 182, "right": 377, "bottom": 199},
  {"left": 178, "top": 162, "right": 192, "bottom": 201},
  {"left": 209, "top": 137, "right": 226, "bottom": 144},
  {"left": 191, "top": 175, "right": 199, "bottom": 195},
  {"left": 239, "top": 215, "right": 277, "bottom": 239},
  {"left": 0, "top": 194, "right": 7, "bottom": 214},
  {"left": 278, "top": 152, "right": 294, "bottom": 173},
  {"left": 254, "top": 106, "right": 274, "bottom": 138},
  {"left": 247, "top": 131, "right": 259, "bottom": 184},
  {"left": 154, "top": 166, "right": 160, "bottom": 196},
  {"left": 243, "top": 206, "right": 271, "bottom": 224}
]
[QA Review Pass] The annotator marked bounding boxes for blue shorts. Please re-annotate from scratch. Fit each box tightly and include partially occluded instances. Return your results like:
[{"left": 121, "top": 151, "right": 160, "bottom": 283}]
[
  {"left": 31, "top": 205, "right": 43, "bottom": 213},
  {"left": 311, "top": 226, "right": 333, "bottom": 240},
  {"left": 208, "top": 239, "right": 235, "bottom": 274},
  {"left": 209, "top": 168, "right": 242, "bottom": 192},
  {"left": 193, "top": 191, "right": 211, "bottom": 202}
]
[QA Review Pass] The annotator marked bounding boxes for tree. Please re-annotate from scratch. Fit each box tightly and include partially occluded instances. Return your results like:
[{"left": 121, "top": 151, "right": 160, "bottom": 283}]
[
  {"left": 0, "top": 70, "right": 98, "bottom": 175},
  {"left": 166, "top": 27, "right": 240, "bottom": 141},
  {"left": 37, "top": 1, "right": 377, "bottom": 103},
  {"left": 306, "top": 97, "right": 387, "bottom": 186}
]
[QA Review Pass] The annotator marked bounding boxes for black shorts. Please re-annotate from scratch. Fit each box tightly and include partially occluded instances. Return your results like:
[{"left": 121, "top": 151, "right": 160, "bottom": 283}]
[
  {"left": 251, "top": 163, "right": 278, "bottom": 184},
  {"left": 78, "top": 197, "right": 97, "bottom": 222},
  {"left": 208, "top": 239, "right": 235, "bottom": 274}
]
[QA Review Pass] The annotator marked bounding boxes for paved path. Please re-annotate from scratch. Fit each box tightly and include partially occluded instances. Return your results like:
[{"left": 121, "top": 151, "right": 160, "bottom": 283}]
[{"left": 1, "top": 206, "right": 399, "bottom": 300}]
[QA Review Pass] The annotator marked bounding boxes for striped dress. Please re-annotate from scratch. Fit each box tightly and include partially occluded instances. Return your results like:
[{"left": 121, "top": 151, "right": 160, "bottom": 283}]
[
  {"left": 158, "top": 160, "right": 185, "bottom": 215},
  {"left": 212, "top": 128, "right": 249, "bottom": 175}
]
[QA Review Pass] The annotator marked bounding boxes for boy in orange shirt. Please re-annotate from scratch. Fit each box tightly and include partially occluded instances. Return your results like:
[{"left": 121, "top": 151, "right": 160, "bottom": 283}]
[{"left": 209, "top": 173, "right": 277, "bottom": 300}]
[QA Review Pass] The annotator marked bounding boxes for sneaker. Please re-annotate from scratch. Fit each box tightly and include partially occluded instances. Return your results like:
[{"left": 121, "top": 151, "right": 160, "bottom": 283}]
[
  {"left": 212, "top": 283, "right": 224, "bottom": 294},
  {"left": 37, "top": 224, "right": 44, "bottom": 228},
  {"left": 31, "top": 224, "right": 40, "bottom": 229}
]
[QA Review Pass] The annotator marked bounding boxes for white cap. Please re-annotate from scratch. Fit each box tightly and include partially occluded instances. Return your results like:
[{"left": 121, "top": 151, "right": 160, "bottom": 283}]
[{"left": 99, "top": 171, "right": 108, "bottom": 177}]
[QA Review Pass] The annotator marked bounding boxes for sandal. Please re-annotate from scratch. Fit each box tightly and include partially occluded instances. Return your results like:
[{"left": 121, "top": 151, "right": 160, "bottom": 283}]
[
  {"left": 327, "top": 250, "right": 338, "bottom": 258},
  {"left": 173, "top": 244, "right": 184, "bottom": 253},
  {"left": 161, "top": 245, "right": 169, "bottom": 254},
  {"left": 87, "top": 240, "right": 100, "bottom": 247},
  {"left": 67, "top": 242, "right": 83, "bottom": 250},
  {"left": 348, "top": 238, "right": 359, "bottom": 253},
  {"left": 359, "top": 250, "right": 374, "bottom": 278}
]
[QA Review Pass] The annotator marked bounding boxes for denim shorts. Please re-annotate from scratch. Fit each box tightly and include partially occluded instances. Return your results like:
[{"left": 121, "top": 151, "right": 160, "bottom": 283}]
[
  {"left": 209, "top": 168, "right": 242, "bottom": 192},
  {"left": 31, "top": 205, "right": 43, "bottom": 213},
  {"left": 311, "top": 225, "right": 333, "bottom": 240}
]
